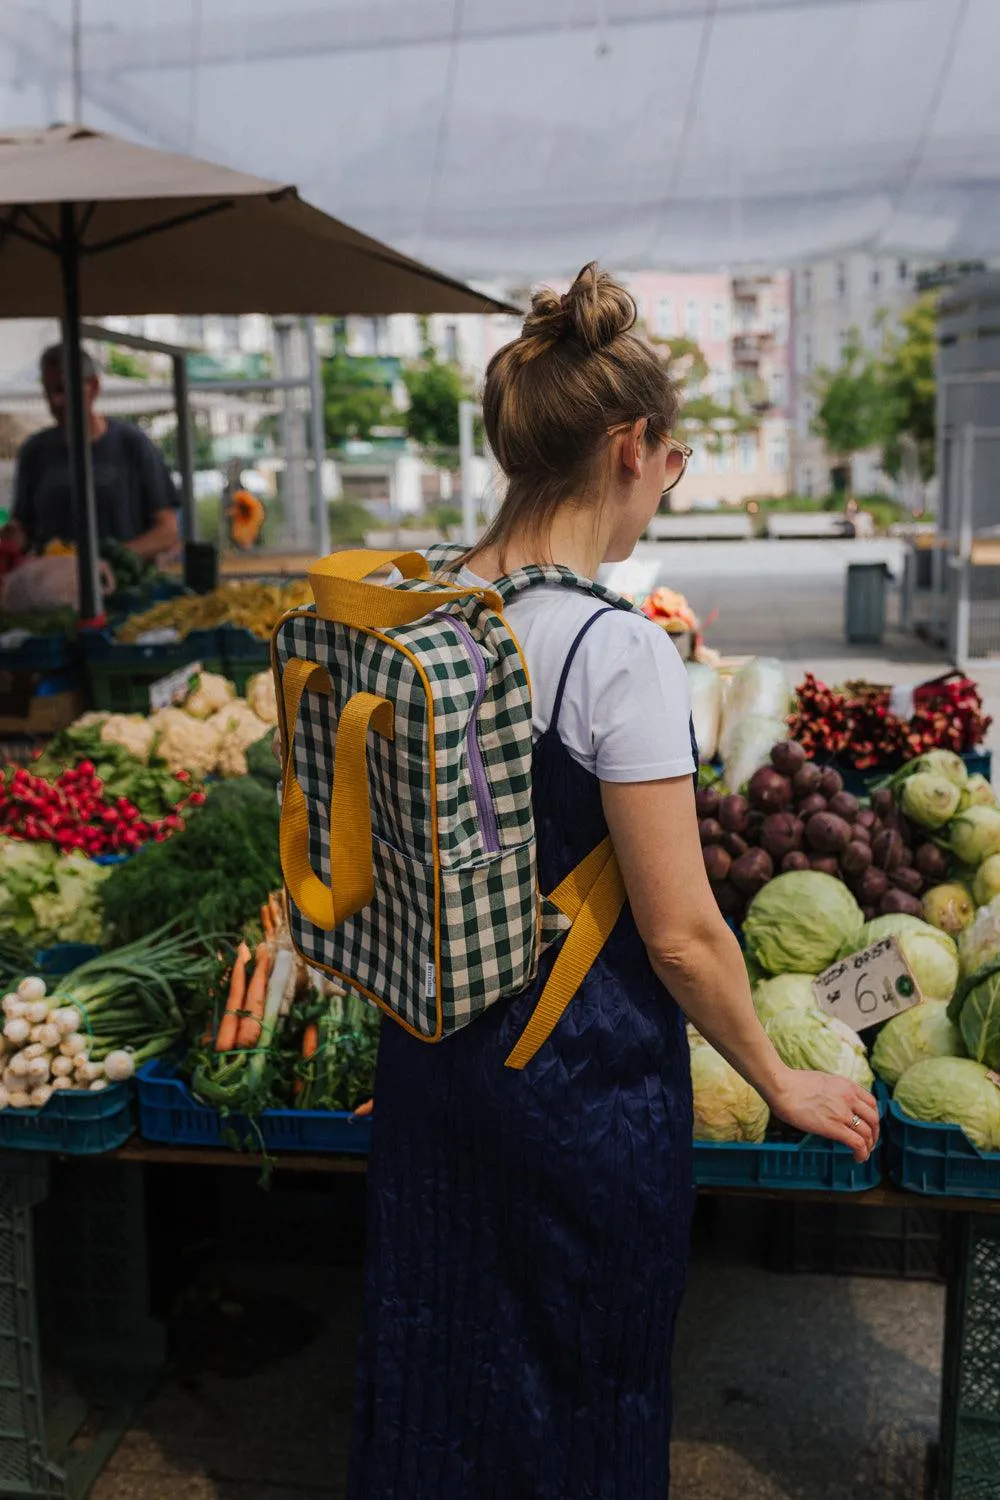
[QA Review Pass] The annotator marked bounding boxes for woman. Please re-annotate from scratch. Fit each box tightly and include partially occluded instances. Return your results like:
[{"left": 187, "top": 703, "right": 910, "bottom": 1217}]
[{"left": 348, "top": 264, "right": 878, "bottom": 1500}]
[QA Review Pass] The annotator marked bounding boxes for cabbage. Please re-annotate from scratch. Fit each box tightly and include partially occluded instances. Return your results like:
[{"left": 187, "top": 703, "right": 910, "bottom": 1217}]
[
  {"left": 851, "top": 914, "right": 959, "bottom": 1004},
  {"left": 722, "top": 714, "right": 789, "bottom": 795},
  {"left": 870, "top": 1000, "right": 966, "bottom": 1086},
  {"left": 764, "top": 1006, "right": 874, "bottom": 1087},
  {"left": 957, "top": 895, "right": 1000, "bottom": 986},
  {"left": 744, "top": 871, "right": 863, "bottom": 975},
  {"left": 962, "top": 774, "right": 998, "bottom": 810},
  {"left": 901, "top": 773, "right": 962, "bottom": 831},
  {"left": 686, "top": 662, "right": 723, "bottom": 763},
  {"left": 718, "top": 658, "right": 790, "bottom": 759},
  {"left": 753, "top": 973, "right": 818, "bottom": 1028},
  {"left": 690, "top": 1043, "right": 769, "bottom": 1143},
  {"left": 949, "top": 807, "right": 1000, "bottom": 867},
  {"left": 956, "top": 963, "right": 1000, "bottom": 1071},
  {"left": 973, "top": 853, "right": 1000, "bottom": 910},
  {"left": 902, "top": 749, "right": 968, "bottom": 789},
  {"left": 893, "top": 1057, "right": 1000, "bottom": 1151},
  {"left": 922, "top": 882, "right": 976, "bottom": 938}
]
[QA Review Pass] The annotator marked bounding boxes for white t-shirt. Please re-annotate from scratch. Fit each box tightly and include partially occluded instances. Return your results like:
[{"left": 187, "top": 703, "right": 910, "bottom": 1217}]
[{"left": 462, "top": 570, "right": 695, "bottom": 783}]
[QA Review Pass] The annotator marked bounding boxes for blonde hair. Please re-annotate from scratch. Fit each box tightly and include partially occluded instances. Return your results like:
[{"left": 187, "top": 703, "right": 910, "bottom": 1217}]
[{"left": 476, "top": 263, "right": 679, "bottom": 566}]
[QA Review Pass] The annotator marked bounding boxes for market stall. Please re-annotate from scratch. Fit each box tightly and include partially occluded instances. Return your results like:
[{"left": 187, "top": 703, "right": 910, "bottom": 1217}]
[{"left": 0, "top": 641, "right": 999, "bottom": 1496}]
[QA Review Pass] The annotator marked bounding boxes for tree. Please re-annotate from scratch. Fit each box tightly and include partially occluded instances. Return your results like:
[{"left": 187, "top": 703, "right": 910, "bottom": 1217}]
[
  {"left": 402, "top": 355, "right": 474, "bottom": 460},
  {"left": 809, "top": 332, "right": 883, "bottom": 498},
  {"left": 106, "top": 347, "right": 148, "bottom": 381},
  {"left": 321, "top": 352, "right": 393, "bottom": 448},
  {"left": 159, "top": 416, "right": 215, "bottom": 470},
  {"left": 648, "top": 333, "right": 761, "bottom": 462},
  {"left": 878, "top": 293, "right": 938, "bottom": 482}
]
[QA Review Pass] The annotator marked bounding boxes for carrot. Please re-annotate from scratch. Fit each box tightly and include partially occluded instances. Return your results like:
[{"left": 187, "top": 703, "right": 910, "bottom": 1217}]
[
  {"left": 352, "top": 1098, "right": 374, "bottom": 1118},
  {"left": 295, "top": 1020, "right": 320, "bottom": 1099},
  {"left": 215, "top": 943, "right": 251, "bottom": 1053},
  {"left": 261, "top": 903, "right": 274, "bottom": 941},
  {"left": 235, "top": 941, "right": 270, "bottom": 1049}
]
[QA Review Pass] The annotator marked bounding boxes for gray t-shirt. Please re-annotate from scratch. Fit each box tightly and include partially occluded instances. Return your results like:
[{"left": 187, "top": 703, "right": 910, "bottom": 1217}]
[{"left": 13, "top": 418, "right": 179, "bottom": 550}]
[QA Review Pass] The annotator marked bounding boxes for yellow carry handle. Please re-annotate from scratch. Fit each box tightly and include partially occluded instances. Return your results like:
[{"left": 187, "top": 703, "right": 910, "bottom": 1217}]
[
  {"left": 279, "top": 657, "right": 394, "bottom": 931},
  {"left": 505, "top": 836, "right": 626, "bottom": 1070},
  {"left": 308, "top": 548, "right": 503, "bottom": 631}
]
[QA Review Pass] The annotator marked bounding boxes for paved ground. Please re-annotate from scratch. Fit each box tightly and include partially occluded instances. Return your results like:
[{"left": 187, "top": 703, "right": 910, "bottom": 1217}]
[{"left": 88, "top": 539, "right": 976, "bottom": 1500}]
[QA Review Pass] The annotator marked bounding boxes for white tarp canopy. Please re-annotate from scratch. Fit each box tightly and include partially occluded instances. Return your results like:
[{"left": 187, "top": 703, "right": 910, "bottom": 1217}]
[{"left": 2, "top": 0, "right": 999, "bottom": 280}]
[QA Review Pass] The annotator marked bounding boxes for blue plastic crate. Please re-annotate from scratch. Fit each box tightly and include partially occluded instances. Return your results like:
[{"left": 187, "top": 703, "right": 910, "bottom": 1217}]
[
  {"left": 0, "top": 1082, "right": 132, "bottom": 1155},
  {"left": 0, "top": 632, "right": 79, "bottom": 673},
  {"left": 136, "top": 1057, "right": 372, "bottom": 1156},
  {"left": 693, "top": 1082, "right": 887, "bottom": 1192},
  {"left": 81, "top": 625, "right": 220, "bottom": 668},
  {"left": 835, "top": 748, "right": 993, "bottom": 800},
  {"left": 885, "top": 1097, "right": 1000, "bottom": 1200},
  {"left": 35, "top": 943, "right": 102, "bottom": 977}
]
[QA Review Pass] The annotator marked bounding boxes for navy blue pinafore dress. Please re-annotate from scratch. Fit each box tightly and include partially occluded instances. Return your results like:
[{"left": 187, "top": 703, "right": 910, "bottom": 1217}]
[{"left": 347, "top": 609, "right": 696, "bottom": 1500}]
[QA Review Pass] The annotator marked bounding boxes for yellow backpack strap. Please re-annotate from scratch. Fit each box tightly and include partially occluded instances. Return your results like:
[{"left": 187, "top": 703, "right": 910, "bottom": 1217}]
[
  {"left": 308, "top": 549, "right": 504, "bottom": 630},
  {"left": 504, "top": 837, "right": 626, "bottom": 1070},
  {"left": 279, "top": 656, "right": 394, "bottom": 931}
]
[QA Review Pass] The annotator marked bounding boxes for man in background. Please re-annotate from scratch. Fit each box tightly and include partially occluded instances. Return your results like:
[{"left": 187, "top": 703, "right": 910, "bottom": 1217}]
[{"left": 2, "top": 344, "right": 180, "bottom": 561}]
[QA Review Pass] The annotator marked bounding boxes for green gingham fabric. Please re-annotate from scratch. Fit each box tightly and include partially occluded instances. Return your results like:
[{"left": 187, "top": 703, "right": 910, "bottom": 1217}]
[{"left": 274, "top": 554, "right": 638, "bottom": 1039}]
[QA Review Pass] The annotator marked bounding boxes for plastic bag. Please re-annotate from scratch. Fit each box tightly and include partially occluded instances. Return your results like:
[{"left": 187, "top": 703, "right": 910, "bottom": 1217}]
[
  {"left": 719, "top": 657, "right": 790, "bottom": 759},
  {"left": 0, "top": 555, "right": 114, "bottom": 616},
  {"left": 686, "top": 662, "right": 723, "bottom": 763},
  {"left": 723, "top": 714, "right": 789, "bottom": 793}
]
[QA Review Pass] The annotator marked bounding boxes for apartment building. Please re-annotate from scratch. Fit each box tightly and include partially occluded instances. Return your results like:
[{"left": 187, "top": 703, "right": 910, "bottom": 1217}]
[
  {"left": 790, "top": 254, "right": 919, "bottom": 497},
  {"left": 624, "top": 270, "right": 793, "bottom": 509}
]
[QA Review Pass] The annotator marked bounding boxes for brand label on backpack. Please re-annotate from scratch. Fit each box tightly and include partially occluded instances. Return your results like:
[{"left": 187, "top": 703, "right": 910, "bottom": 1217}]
[{"left": 425, "top": 962, "right": 437, "bottom": 1001}]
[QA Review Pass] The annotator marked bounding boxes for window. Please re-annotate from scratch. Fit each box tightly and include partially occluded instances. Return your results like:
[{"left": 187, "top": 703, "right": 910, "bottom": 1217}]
[
  {"left": 768, "top": 435, "right": 789, "bottom": 473},
  {"left": 871, "top": 263, "right": 880, "bottom": 290},
  {"left": 710, "top": 301, "right": 728, "bottom": 340},
  {"left": 836, "top": 261, "right": 847, "bottom": 300},
  {"left": 690, "top": 440, "right": 709, "bottom": 475},
  {"left": 802, "top": 268, "right": 813, "bottom": 306},
  {"left": 738, "top": 434, "right": 757, "bottom": 474},
  {"left": 443, "top": 323, "right": 459, "bottom": 363},
  {"left": 803, "top": 469, "right": 813, "bottom": 498},
  {"left": 684, "top": 299, "right": 700, "bottom": 340},
  {"left": 802, "top": 333, "right": 813, "bottom": 373},
  {"left": 768, "top": 369, "right": 787, "bottom": 408},
  {"left": 655, "top": 297, "right": 675, "bottom": 337},
  {"left": 768, "top": 304, "right": 788, "bottom": 340},
  {"left": 220, "top": 316, "right": 241, "bottom": 348},
  {"left": 714, "top": 372, "right": 733, "bottom": 404},
  {"left": 898, "top": 259, "right": 909, "bottom": 282},
  {"left": 714, "top": 443, "right": 732, "bottom": 475},
  {"left": 182, "top": 315, "right": 205, "bottom": 345}
]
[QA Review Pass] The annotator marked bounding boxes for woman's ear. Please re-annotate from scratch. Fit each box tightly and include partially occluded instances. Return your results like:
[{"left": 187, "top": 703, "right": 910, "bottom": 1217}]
[{"left": 616, "top": 419, "right": 646, "bottom": 480}]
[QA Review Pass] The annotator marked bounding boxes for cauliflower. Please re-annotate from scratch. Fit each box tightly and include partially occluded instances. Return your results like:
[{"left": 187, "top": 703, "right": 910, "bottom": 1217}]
[
  {"left": 148, "top": 707, "right": 219, "bottom": 776},
  {"left": 205, "top": 701, "right": 271, "bottom": 777},
  {"left": 183, "top": 671, "right": 237, "bottom": 720},
  {"left": 100, "top": 713, "right": 155, "bottom": 762},
  {"left": 72, "top": 711, "right": 108, "bottom": 732},
  {"left": 245, "top": 671, "right": 278, "bottom": 726}
]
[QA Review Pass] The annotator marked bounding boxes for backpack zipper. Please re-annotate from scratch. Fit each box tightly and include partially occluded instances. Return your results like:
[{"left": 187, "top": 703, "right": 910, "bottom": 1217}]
[{"left": 433, "top": 612, "right": 501, "bottom": 854}]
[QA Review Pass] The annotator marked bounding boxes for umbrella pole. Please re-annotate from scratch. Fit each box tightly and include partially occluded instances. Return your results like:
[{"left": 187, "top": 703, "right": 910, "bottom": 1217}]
[{"left": 59, "top": 202, "right": 103, "bottom": 625}]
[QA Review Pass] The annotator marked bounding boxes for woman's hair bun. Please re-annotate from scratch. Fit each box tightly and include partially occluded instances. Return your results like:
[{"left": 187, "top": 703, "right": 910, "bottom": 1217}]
[{"left": 520, "top": 262, "right": 636, "bottom": 354}]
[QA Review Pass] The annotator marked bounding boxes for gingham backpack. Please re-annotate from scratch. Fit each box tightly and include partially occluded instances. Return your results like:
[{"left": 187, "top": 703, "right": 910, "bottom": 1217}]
[{"left": 272, "top": 546, "right": 637, "bottom": 1070}]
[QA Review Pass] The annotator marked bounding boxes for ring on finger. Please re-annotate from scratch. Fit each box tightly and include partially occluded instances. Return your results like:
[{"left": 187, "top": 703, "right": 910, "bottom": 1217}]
[{"left": 850, "top": 1112, "right": 863, "bottom": 1130}]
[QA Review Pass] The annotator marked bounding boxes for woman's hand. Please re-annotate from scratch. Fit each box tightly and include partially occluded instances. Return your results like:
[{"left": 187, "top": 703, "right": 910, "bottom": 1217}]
[{"left": 768, "top": 1067, "right": 880, "bottom": 1163}]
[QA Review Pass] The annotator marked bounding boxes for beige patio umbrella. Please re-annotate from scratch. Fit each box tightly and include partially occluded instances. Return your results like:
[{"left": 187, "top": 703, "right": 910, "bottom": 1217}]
[{"left": 0, "top": 125, "right": 512, "bottom": 616}]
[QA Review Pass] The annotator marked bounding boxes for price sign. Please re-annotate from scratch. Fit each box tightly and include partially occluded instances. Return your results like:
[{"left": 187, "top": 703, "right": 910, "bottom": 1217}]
[
  {"left": 812, "top": 936, "right": 922, "bottom": 1033},
  {"left": 149, "top": 661, "right": 202, "bottom": 712}
]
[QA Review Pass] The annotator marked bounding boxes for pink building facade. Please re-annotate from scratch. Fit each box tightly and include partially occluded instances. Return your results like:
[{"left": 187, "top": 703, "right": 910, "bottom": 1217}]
[{"left": 624, "top": 269, "right": 793, "bottom": 509}]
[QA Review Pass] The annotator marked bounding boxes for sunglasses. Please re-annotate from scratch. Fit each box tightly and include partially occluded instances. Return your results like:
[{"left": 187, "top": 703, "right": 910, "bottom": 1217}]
[{"left": 607, "top": 420, "right": 692, "bottom": 498}]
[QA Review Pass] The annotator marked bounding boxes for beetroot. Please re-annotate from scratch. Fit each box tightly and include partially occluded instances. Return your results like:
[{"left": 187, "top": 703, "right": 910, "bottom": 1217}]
[
  {"left": 880, "top": 889, "right": 923, "bottom": 918},
  {"left": 809, "top": 855, "right": 840, "bottom": 876},
  {"left": 820, "top": 768, "right": 844, "bottom": 799},
  {"left": 695, "top": 785, "right": 721, "bottom": 820},
  {"left": 872, "top": 829, "right": 904, "bottom": 872},
  {"left": 880, "top": 806, "right": 905, "bottom": 835},
  {"left": 892, "top": 866, "right": 924, "bottom": 897},
  {"left": 747, "top": 766, "right": 792, "bottom": 814},
  {"left": 871, "top": 787, "right": 894, "bottom": 817},
  {"left": 746, "top": 810, "right": 766, "bottom": 840},
  {"left": 915, "top": 842, "right": 949, "bottom": 881},
  {"left": 805, "top": 812, "right": 852, "bottom": 855},
  {"left": 854, "top": 867, "right": 889, "bottom": 905},
  {"left": 719, "top": 794, "right": 750, "bottom": 834},
  {"left": 703, "top": 845, "right": 732, "bottom": 884},
  {"left": 862, "top": 906, "right": 878, "bottom": 921},
  {"left": 792, "top": 763, "right": 823, "bottom": 799},
  {"left": 781, "top": 850, "right": 811, "bottom": 873},
  {"left": 797, "top": 794, "right": 828, "bottom": 821},
  {"left": 723, "top": 832, "right": 750, "bottom": 859},
  {"left": 856, "top": 809, "right": 878, "bottom": 831},
  {"left": 731, "top": 848, "right": 774, "bottom": 896},
  {"left": 770, "top": 741, "right": 807, "bottom": 776},
  {"left": 761, "top": 812, "right": 804, "bottom": 862},
  {"left": 828, "top": 790, "right": 860, "bottom": 821},
  {"left": 699, "top": 818, "right": 724, "bottom": 847},
  {"left": 841, "top": 840, "right": 873, "bottom": 879},
  {"left": 851, "top": 822, "right": 872, "bottom": 844},
  {"left": 713, "top": 881, "right": 745, "bottom": 919}
]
